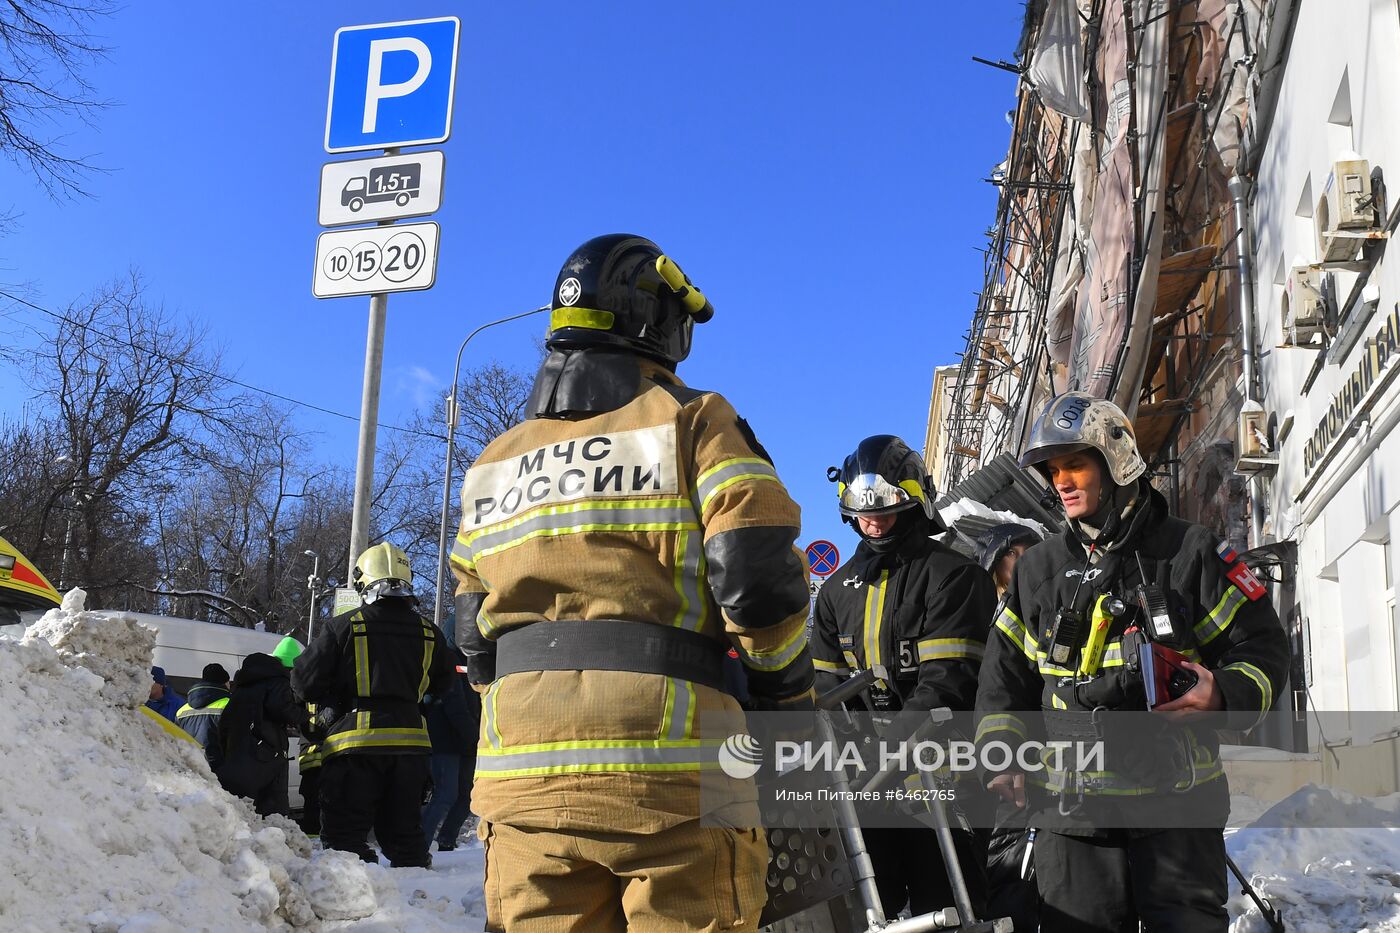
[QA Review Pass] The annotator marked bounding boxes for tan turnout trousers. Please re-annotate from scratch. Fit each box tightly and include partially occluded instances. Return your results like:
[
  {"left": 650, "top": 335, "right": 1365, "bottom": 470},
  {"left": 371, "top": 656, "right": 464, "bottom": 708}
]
[{"left": 480, "top": 819, "right": 768, "bottom": 932}]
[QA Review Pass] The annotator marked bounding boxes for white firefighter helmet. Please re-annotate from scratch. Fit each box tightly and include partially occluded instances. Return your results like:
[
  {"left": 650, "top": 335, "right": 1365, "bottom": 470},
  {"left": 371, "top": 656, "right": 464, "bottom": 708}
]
[
  {"left": 1019, "top": 392, "right": 1147, "bottom": 487},
  {"left": 352, "top": 542, "right": 415, "bottom": 604}
]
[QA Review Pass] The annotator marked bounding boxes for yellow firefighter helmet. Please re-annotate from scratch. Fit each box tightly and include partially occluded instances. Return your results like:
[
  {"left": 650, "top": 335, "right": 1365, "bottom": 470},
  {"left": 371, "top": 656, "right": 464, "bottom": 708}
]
[{"left": 352, "top": 542, "right": 415, "bottom": 604}]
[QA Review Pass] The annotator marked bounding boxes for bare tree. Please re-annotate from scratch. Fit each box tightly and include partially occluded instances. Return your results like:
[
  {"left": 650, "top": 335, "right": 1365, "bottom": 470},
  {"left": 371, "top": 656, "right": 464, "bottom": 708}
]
[
  {"left": 375, "top": 360, "right": 533, "bottom": 619},
  {"left": 26, "top": 274, "right": 227, "bottom": 606},
  {"left": 0, "top": 0, "right": 116, "bottom": 196}
]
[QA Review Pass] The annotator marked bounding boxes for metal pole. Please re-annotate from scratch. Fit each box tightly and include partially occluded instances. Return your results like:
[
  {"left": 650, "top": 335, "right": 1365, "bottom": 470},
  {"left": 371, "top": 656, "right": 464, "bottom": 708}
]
[
  {"left": 1229, "top": 174, "right": 1266, "bottom": 548},
  {"left": 305, "top": 550, "right": 320, "bottom": 643},
  {"left": 434, "top": 389, "right": 460, "bottom": 630},
  {"left": 432, "top": 305, "right": 551, "bottom": 629},
  {"left": 348, "top": 291, "right": 389, "bottom": 581}
]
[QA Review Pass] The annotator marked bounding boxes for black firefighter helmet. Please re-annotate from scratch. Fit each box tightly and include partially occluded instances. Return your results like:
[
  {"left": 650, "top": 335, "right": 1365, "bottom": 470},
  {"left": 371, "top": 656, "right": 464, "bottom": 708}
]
[
  {"left": 546, "top": 234, "right": 714, "bottom": 366},
  {"left": 829, "top": 436, "right": 941, "bottom": 549}
]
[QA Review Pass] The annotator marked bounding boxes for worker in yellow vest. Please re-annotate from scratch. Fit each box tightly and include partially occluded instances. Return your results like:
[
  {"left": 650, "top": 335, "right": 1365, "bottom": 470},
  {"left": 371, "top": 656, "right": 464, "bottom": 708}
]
[{"left": 177, "top": 663, "right": 231, "bottom": 770}]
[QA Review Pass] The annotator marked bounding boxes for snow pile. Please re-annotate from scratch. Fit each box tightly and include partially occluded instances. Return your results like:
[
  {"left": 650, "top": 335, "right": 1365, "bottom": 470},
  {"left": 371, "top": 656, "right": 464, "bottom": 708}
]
[
  {"left": 0, "top": 593, "right": 483, "bottom": 931},
  {"left": 1228, "top": 784, "right": 1400, "bottom": 932}
]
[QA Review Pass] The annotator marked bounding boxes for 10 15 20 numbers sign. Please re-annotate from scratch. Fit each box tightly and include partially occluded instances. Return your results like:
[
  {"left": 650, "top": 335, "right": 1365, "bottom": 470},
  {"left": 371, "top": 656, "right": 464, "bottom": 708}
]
[{"left": 313, "top": 222, "right": 440, "bottom": 298}]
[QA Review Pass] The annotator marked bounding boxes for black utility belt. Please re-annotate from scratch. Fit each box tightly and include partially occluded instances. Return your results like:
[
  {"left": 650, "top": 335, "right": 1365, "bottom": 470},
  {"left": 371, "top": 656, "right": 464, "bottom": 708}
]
[{"left": 494, "top": 619, "right": 727, "bottom": 692}]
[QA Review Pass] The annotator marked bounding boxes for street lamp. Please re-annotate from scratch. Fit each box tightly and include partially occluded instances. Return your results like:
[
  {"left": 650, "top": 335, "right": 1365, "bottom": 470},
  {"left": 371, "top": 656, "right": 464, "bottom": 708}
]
[
  {"left": 433, "top": 305, "right": 551, "bottom": 629},
  {"left": 304, "top": 549, "right": 323, "bottom": 643}
]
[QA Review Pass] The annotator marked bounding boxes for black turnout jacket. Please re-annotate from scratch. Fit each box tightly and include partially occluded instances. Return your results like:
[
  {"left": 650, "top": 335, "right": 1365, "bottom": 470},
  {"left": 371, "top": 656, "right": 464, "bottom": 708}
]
[
  {"left": 814, "top": 527, "right": 996, "bottom": 714},
  {"left": 293, "top": 597, "right": 453, "bottom": 760},
  {"left": 974, "top": 484, "right": 1289, "bottom": 829}
]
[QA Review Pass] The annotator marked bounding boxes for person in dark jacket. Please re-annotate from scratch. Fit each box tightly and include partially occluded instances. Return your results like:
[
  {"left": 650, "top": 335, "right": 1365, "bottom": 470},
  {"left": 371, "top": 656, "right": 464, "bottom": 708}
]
[
  {"left": 146, "top": 666, "right": 185, "bottom": 723},
  {"left": 420, "top": 649, "right": 481, "bottom": 851},
  {"left": 216, "top": 639, "right": 310, "bottom": 817},
  {"left": 976, "top": 393, "right": 1290, "bottom": 933},
  {"left": 292, "top": 542, "right": 453, "bottom": 868},
  {"left": 177, "top": 663, "right": 232, "bottom": 770},
  {"left": 977, "top": 523, "right": 1043, "bottom": 597},
  {"left": 813, "top": 435, "right": 997, "bottom": 919}
]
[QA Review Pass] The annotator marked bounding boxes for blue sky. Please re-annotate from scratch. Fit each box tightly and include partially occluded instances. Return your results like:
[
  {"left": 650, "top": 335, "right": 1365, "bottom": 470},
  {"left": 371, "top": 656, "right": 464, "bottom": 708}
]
[{"left": 0, "top": 2, "right": 1023, "bottom": 569}]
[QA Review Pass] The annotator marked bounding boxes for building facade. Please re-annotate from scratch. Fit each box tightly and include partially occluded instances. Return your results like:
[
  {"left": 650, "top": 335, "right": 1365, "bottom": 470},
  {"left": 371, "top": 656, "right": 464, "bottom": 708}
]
[
  {"left": 1247, "top": 0, "right": 1400, "bottom": 713},
  {"left": 935, "top": 0, "right": 1400, "bottom": 722}
]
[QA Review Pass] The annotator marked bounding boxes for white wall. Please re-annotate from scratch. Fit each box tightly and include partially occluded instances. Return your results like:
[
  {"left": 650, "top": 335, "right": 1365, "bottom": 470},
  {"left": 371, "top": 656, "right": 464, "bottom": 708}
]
[{"left": 1251, "top": 0, "right": 1400, "bottom": 712}]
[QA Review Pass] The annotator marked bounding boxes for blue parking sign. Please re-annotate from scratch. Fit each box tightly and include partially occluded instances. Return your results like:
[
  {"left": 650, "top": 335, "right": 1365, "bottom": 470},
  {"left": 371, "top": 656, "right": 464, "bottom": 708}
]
[{"left": 325, "top": 17, "right": 460, "bottom": 153}]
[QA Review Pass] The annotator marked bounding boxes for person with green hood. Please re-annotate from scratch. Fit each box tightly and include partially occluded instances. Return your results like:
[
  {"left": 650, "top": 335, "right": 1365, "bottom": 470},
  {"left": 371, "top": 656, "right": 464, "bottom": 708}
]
[{"left": 215, "top": 635, "right": 312, "bottom": 817}]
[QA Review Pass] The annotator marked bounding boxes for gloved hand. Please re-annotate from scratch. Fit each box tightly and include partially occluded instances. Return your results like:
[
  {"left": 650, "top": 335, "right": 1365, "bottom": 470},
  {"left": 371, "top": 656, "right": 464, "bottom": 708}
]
[{"left": 313, "top": 705, "right": 340, "bottom": 736}]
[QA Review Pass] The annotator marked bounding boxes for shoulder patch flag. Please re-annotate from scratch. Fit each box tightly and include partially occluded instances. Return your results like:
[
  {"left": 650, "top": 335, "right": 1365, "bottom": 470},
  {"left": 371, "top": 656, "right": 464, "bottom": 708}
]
[{"left": 1217, "top": 541, "right": 1267, "bottom": 602}]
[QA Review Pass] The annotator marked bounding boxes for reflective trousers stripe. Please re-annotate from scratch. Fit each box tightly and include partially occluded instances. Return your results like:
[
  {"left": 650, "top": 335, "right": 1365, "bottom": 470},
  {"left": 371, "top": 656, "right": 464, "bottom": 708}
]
[
  {"left": 661, "top": 677, "right": 695, "bottom": 741},
  {"left": 475, "top": 740, "right": 722, "bottom": 778},
  {"left": 482, "top": 681, "right": 503, "bottom": 749},
  {"left": 693, "top": 458, "right": 780, "bottom": 516}
]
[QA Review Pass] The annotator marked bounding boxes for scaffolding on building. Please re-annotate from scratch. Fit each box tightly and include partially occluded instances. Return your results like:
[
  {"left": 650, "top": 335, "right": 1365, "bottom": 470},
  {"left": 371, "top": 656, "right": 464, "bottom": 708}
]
[{"left": 940, "top": 0, "right": 1268, "bottom": 535}]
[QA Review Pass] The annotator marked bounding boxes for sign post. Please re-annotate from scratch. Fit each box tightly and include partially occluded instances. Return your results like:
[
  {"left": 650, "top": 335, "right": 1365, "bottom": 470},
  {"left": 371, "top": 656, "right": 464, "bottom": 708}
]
[{"left": 318, "top": 16, "right": 460, "bottom": 580}]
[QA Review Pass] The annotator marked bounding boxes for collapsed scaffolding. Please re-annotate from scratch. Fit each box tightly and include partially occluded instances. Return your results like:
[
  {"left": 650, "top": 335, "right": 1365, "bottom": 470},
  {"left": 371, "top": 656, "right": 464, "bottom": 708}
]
[{"left": 939, "top": 0, "right": 1267, "bottom": 537}]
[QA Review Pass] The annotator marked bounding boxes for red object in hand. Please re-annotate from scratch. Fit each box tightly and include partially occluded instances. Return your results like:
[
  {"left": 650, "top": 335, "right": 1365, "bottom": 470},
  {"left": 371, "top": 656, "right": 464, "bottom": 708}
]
[{"left": 1140, "top": 642, "right": 1199, "bottom": 709}]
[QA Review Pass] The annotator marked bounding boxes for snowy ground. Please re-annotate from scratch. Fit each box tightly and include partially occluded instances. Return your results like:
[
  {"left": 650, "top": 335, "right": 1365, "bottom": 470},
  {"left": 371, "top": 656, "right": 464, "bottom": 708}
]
[
  {"left": 6, "top": 593, "right": 1400, "bottom": 931},
  {"left": 0, "top": 592, "right": 485, "bottom": 932},
  {"left": 1226, "top": 788, "right": 1400, "bottom": 932}
]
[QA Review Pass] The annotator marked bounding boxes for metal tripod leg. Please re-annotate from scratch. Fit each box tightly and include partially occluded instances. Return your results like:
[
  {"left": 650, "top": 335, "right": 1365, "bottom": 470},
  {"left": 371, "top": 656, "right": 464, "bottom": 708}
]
[
  {"left": 1226, "top": 853, "right": 1285, "bottom": 932},
  {"left": 816, "top": 712, "right": 887, "bottom": 930},
  {"left": 917, "top": 769, "right": 977, "bottom": 926}
]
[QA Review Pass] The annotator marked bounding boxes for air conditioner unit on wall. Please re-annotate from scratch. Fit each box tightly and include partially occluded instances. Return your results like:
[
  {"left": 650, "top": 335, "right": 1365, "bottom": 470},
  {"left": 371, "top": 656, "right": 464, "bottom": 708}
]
[
  {"left": 1283, "top": 266, "right": 1329, "bottom": 345},
  {"left": 1316, "top": 157, "right": 1381, "bottom": 263}
]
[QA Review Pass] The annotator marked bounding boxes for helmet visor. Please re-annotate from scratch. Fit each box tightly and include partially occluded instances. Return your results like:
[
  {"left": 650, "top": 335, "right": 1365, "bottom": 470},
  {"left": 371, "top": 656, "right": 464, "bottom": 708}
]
[{"left": 839, "top": 472, "right": 915, "bottom": 516}]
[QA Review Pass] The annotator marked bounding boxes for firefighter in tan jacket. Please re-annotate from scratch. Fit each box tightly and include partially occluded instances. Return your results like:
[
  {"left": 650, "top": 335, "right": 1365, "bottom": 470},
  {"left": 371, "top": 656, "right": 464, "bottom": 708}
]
[{"left": 450, "top": 234, "right": 814, "bottom": 932}]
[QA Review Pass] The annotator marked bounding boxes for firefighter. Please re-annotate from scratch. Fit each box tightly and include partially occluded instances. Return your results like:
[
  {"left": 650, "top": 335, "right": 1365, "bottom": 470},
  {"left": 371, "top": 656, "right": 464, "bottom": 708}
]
[
  {"left": 292, "top": 542, "right": 453, "bottom": 868},
  {"left": 975, "top": 392, "right": 1289, "bottom": 933},
  {"left": 812, "top": 435, "right": 997, "bottom": 919},
  {"left": 450, "top": 234, "right": 814, "bottom": 932}
]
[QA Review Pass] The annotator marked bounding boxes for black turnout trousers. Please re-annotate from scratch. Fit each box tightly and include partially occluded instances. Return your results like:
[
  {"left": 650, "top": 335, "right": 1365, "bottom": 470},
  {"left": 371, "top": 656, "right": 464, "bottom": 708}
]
[
  {"left": 319, "top": 753, "right": 433, "bottom": 868},
  {"left": 1034, "top": 827, "right": 1228, "bottom": 933}
]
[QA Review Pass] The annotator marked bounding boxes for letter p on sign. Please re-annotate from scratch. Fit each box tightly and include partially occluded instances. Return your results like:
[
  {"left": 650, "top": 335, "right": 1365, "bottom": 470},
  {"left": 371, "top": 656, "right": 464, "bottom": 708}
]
[{"left": 325, "top": 17, "right": 460, "bottom": 153}]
